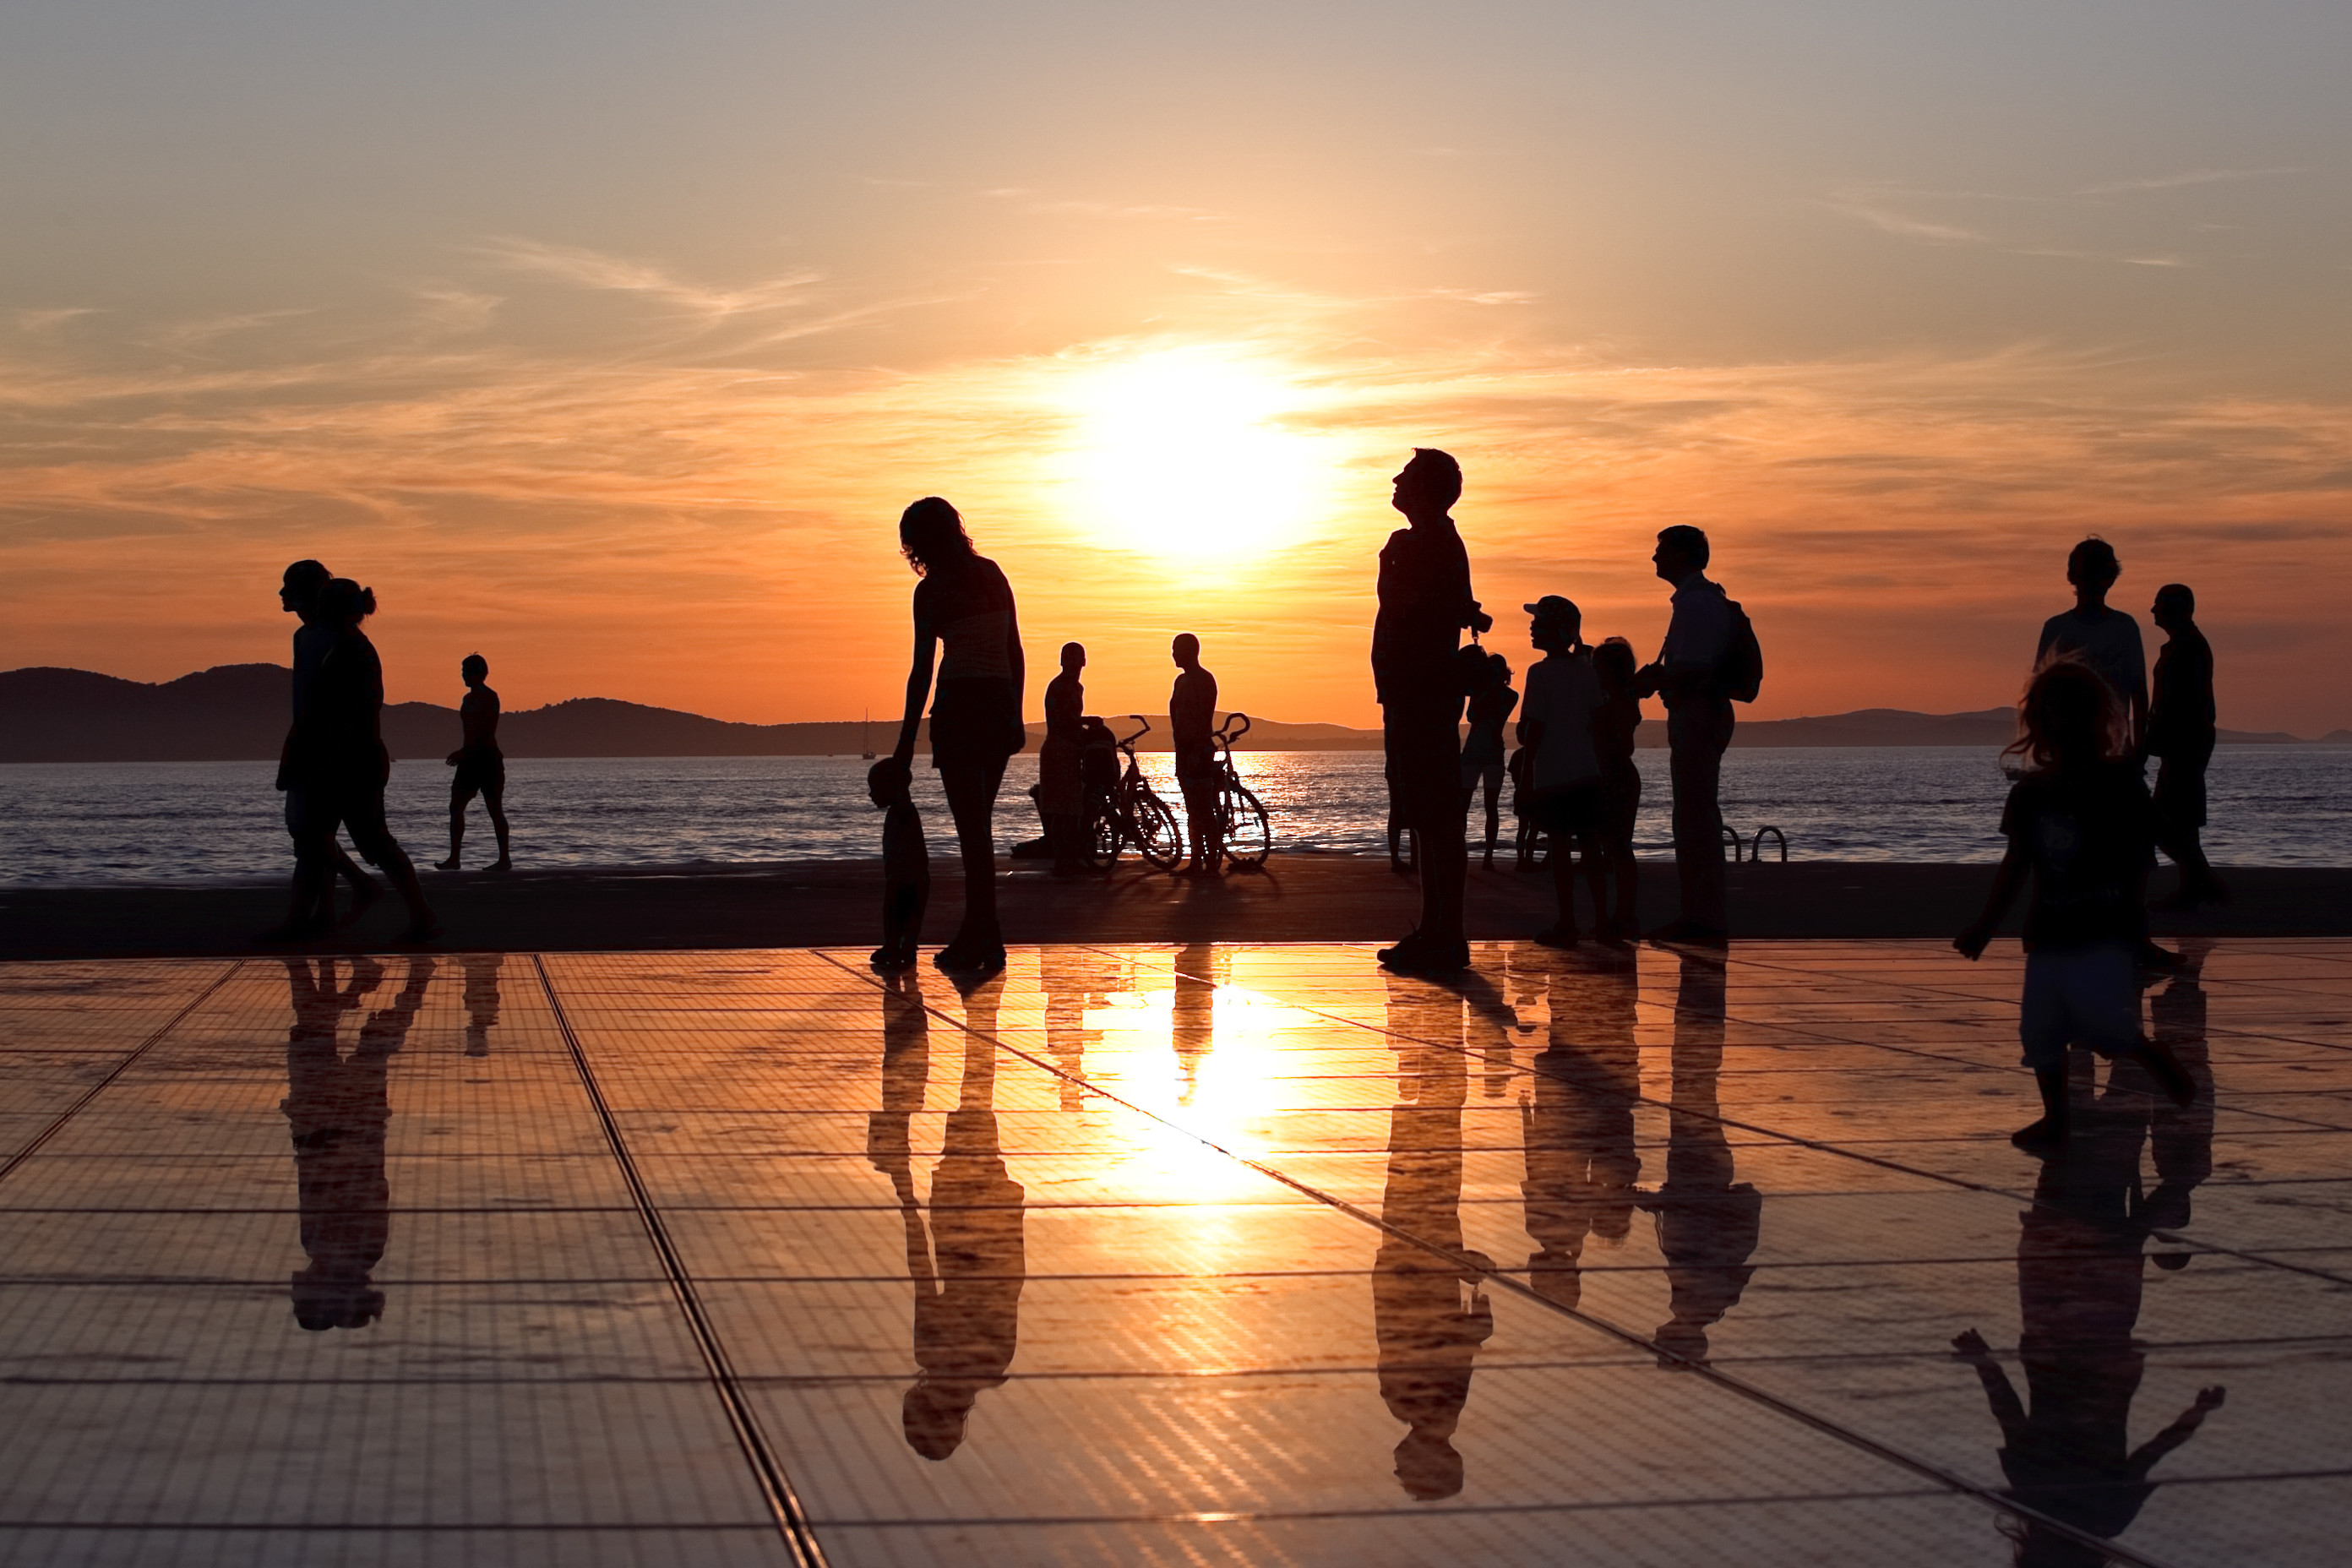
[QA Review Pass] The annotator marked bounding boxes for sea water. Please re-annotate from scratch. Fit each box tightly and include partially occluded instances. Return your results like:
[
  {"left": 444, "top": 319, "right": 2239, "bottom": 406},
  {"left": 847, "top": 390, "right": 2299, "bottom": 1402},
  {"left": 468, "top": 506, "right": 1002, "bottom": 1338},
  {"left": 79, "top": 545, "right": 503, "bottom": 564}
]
[{"left": 0, "top": 746, "right": 2344, "bottom": 886}]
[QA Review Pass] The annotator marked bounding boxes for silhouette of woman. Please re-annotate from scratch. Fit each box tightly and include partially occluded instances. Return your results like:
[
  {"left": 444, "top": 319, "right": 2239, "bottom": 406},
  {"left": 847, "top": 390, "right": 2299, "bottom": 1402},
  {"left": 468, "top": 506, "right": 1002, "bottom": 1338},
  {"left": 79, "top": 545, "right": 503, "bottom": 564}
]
[
  {"left": 437, "top": 653, "right": 511, "bottom": 872},
  {"left": 887, "top": 498, "right": 1026, "bottom": 974},
  {"left": 286, "top": 580, "right": 438, "bottom": 944}
]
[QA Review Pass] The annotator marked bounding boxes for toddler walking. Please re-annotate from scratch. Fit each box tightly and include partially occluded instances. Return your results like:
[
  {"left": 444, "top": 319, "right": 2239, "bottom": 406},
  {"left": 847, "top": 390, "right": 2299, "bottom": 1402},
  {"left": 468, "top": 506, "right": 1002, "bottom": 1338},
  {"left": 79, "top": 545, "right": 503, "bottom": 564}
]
[
  {"left": 1956, "top": 661, "right": 2195, "bottom": 1152},
  {"left": 868, "top": 757, "right": 930, "bottom": 972}
]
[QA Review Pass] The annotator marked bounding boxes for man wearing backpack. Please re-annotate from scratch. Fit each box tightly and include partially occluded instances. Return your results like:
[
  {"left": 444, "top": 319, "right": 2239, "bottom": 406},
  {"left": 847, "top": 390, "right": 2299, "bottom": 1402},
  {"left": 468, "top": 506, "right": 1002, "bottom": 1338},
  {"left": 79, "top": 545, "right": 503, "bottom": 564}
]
[{"left": 1636, "top": 525, "right": 1757, "bottom": 944}]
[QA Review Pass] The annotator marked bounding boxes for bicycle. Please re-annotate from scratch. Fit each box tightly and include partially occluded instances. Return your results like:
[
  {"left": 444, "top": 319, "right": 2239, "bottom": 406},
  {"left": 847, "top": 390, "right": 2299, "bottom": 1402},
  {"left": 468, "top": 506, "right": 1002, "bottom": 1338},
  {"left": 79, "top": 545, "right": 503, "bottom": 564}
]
[
  {"left": 1084, "top": 717, "right": 1184, "bottom": 871},
  {"left": 1203, "top": 712, "right": 1272, "bottom": 870}
]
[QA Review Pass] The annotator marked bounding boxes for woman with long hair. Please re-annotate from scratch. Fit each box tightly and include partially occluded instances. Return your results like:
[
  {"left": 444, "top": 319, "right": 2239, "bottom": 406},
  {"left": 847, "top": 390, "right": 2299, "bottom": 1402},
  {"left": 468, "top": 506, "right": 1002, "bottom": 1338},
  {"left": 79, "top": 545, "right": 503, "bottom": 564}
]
[
  {"left": 286, "top": 580, "right": 438, "bottom": 945},
  {"left": 882, "top": 498, "right": 1025, "bottom": 973}
]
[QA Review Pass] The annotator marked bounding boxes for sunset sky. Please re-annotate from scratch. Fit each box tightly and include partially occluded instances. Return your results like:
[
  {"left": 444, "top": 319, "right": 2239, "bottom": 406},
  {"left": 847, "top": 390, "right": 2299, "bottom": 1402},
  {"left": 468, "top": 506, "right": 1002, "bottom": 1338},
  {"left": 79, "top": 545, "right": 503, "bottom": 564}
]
[{"left": 3, "top": 2, "right": 2347, "bottom": 732}]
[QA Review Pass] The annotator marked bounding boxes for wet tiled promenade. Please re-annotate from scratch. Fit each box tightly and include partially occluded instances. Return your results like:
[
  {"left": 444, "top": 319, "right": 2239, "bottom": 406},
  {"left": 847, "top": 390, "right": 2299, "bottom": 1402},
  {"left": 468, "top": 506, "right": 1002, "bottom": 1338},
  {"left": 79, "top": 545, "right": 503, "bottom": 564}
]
[{"left": 2, "top": 939, "right": 2347, "bottom": 1566}]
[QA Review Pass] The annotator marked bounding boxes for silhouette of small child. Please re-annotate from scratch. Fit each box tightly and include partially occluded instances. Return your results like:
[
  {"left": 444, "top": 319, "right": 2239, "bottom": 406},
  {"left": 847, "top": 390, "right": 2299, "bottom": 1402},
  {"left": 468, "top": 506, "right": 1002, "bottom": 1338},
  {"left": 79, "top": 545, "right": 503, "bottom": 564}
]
[
  {"left": 1957, "top": 661, "right": 2196, "bottom": 1152},
  {"left": 868, "top": 758, "right": 929, "bottom": 972}
]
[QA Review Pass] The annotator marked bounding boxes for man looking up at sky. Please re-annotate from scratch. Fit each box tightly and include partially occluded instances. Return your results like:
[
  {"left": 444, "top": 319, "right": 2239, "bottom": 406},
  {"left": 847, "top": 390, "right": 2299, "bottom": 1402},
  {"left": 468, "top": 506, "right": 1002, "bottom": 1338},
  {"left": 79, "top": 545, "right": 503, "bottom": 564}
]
[
  {"left": 1636, "top": 525, "right": 1734, "bottom": 945},
  {"left": 1373, "top": 448, "right": 1490, "bottom": 972},
  {"left": 1169, "top": 633, "right": 1220, "bottom": 876}
]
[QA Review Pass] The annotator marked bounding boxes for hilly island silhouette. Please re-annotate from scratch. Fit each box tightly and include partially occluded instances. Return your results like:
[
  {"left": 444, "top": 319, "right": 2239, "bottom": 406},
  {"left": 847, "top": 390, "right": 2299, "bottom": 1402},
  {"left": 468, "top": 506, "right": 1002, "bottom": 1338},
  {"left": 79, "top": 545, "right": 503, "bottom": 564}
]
[{"left": 0, "top": 663, "right": 2336, "bottom": 765}]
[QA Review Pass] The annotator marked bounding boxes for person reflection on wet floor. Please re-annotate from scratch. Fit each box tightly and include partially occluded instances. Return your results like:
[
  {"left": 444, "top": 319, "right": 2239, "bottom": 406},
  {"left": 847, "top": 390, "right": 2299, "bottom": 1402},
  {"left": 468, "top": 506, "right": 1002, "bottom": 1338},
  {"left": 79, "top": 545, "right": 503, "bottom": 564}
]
[
  {"left": 1375, "top": 972, "right": 1497, "bottom": 1500},
  {"left": 459, "top": 952, "right": 503, "bottom": 1058},
  {"left": 1520, "top": 946, "right": 1642, "bottom": 1312},
  {"left": 1952, "top": 949, "right": 2223, "bottom": 1566},
  {"left": 1171, "top": 944, "right": 1225, "bottom": 1102},
  {"left": 282, "top": 956, "right": 430, "bottom": 1331},
  {"left": 1042, "top": 947, "right": 1119, "bottom": 1113},
  {"left": 898, "top": 972, "right": 1026, "bottom": 1461},
  {"left": 1636, "top": 950, "right": 1760, "bottom": 1366}
]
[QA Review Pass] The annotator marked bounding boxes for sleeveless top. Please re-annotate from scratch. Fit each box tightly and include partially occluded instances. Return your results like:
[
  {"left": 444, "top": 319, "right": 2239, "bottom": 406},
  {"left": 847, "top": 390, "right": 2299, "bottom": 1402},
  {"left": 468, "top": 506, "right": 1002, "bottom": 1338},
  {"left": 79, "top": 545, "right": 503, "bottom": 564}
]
[{"left": 928, "top": 558, "right": 1015, "bottom": 683}]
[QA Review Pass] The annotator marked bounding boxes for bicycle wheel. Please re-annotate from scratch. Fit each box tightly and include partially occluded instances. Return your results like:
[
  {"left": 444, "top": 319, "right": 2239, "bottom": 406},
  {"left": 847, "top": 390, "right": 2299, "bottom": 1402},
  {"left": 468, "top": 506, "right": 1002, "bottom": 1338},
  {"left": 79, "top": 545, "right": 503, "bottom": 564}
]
[
  {"left": 1130, "top": 790, "right": 1184, "bottom": 870},
  {"left": 1220, "top": 778, "right": 1271, "bottom": 868},
  {"left": 1083, "top": 803, "right": 1122, "bottom": 870}
]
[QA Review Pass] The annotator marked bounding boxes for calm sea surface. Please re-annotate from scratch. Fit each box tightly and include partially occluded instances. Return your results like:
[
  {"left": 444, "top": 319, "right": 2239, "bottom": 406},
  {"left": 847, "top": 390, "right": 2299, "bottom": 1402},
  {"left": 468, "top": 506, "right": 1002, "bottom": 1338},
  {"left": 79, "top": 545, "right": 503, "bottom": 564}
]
[{"left": 0, "top": 747, "right": 2344, "bottom": 886}]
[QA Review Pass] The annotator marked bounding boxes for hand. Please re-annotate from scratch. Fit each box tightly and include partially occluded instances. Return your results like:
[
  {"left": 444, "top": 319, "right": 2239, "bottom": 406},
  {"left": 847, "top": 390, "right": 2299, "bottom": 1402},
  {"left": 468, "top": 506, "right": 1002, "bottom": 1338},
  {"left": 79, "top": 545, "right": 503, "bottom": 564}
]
[
  {"left": 1954, "top": 923, "right": 1992, "bottom": 961},
  {"left": 445, "top": 750, "right": 461, "bottom": 765},
  {"left": 1632, "top": 662, "right": 1663, "bottom": 700},
  {"left": 2194, "top": 1386, "right": 2227, "bottom": 1412},
  {"left": 1951, "top": 1328, "right": 1990, "bottom": 1359},
  {"left": 1469, "top": 605, "right": 1494, "bottom": 636}
]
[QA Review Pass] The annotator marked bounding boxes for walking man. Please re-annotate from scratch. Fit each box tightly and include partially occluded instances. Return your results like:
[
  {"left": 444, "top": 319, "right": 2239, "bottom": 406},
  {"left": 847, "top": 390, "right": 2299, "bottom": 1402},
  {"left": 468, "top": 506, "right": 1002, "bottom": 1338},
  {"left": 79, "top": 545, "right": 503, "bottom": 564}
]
[
  {"left": 2148, "top": 584, "right": 2226, "bottom": 909},
  {"left": 1170, "top": 634, "right": 1221, "bottom": 875},
  {"left": 1636, "top": 525, "right": 1735, "bottom": 944},
  {"left": 1374, "top": 449, "right": 1490, "bottom": 971}
]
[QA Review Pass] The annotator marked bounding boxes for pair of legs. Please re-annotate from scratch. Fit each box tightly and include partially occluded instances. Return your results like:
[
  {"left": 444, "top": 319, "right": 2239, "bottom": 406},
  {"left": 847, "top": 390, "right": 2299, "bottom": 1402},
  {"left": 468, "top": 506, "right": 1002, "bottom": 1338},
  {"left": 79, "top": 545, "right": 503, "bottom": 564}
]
[
  {"left": 1178, "top": 770, "right": 1222, "bottom": 875},
  {"left": 2153, "top": 755, "right": 2225, "bottom": 908},
  {"left": 1462, "top": 760, "right": 1504, "bottom": 868},
  {"left": 1663, "top": 700, "right": 1733, "bottom": 939},
  {"left": 273, "top": 787, "right": 381, "bottom": 937},
  {"left": 937, "top": 753, "right": 1009, "bottom": 972},
  {"left": 2014, "top": 943, "right": 2196, "bottom": 1151},
  {"left": 1388, "top": 809, "right": 1418, "bottom": 875},
  {"left": 294, "top": 788, "right": 438, "bottom": 944},
  {"left": 1380, "top": 705, "right": 1468, "bottom": 969},
  {"left": 438, "top": 778, "right": 510, "bottom": 871}
]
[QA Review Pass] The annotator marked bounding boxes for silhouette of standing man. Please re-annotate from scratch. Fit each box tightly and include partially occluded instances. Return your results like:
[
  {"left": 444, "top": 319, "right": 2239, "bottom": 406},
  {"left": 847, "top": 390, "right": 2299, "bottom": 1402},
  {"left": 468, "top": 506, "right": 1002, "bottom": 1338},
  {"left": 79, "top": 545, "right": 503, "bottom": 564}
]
[
  {"left": 2148, "top": 585, "right": 2226, "bottom": 910},
  {"left": 437, "top": 653, "right": 511, "bottom": 872},
  {"left": 1374, "top": 449, "right": 1490, "bottom": 972},
  {"left": 1170, "top": 634, "right": 1220, "bottom": 876},
  {"left": 1636, "top": 525, "right": 1735, "bottom": 944}
]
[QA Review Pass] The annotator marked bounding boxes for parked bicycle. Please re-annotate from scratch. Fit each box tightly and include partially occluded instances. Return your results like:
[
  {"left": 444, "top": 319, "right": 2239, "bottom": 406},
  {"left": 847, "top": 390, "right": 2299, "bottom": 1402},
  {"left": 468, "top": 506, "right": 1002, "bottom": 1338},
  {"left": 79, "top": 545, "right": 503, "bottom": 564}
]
[
  {"left": 1206, "top": 712, "right": 1272, "bottom": 870},
  {"left": 1085, "top": 717, "right": 1184, "bottom": 871}
]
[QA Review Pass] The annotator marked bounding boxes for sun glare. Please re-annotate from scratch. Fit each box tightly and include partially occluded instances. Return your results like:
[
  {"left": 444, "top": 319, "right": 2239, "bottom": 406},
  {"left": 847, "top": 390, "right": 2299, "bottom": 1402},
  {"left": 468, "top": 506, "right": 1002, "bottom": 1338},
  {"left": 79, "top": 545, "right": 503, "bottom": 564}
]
[{"left": 1054, "top": 349, "right": 1333, "bottom": 559}]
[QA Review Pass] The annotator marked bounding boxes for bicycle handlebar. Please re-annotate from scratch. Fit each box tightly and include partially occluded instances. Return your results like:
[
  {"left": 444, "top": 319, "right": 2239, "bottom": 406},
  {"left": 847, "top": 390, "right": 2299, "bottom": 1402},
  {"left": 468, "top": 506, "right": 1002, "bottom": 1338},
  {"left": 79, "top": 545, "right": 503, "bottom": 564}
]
[
  {"left": 1119, "top": 716, "right": 1152, "bottom": 749},
  {"left": 1218, "top": 711, "right": 1253, "bottom": 745}
]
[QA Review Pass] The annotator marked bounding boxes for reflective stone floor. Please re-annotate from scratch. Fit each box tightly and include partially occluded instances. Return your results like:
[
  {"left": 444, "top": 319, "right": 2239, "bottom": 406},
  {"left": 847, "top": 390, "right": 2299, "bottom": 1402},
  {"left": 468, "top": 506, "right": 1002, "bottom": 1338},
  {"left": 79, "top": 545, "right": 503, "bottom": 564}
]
[{"left": 3, "top": 939, "right": 2349, "bottom": 1566}]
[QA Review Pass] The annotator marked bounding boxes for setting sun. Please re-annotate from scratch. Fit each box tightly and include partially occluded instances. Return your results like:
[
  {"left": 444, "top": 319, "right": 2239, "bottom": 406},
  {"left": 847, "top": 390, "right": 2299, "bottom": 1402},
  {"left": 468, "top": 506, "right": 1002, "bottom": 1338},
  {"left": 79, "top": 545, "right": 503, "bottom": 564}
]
[{"left": 1051, "top": 349, "right": 1337, "bottom": 560}]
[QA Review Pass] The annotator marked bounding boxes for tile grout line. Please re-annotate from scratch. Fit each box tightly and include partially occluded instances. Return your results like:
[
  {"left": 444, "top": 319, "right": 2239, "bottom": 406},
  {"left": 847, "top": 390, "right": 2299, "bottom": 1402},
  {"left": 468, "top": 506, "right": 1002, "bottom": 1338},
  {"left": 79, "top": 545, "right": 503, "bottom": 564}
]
[
  {"left": 813, "top": 949, "right": 2186, "bottom": 1568},
  {"left": 0, "top": 961, "right": 242, "bottom": 1190},
  {"left": 530, "top": 954, "right": 830, "bottom": 1568}
]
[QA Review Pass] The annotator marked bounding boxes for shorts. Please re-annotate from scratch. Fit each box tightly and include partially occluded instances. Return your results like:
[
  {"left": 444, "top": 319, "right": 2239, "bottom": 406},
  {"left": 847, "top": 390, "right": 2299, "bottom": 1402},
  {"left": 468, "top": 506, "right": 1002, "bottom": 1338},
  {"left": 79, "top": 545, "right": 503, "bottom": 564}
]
[
  {"left": 1383, "top": 702, "right": 1462, "bottom": 822},
  {"left": 928, "top": 679, "right": 1022, "bottom": 773},
  {"left": 2153, "top": 757, "right": 2208, "bottom": 831},
  {"left": 2019, "top": 942, "right": 2142, "bottom": 1072},
  {"left": 451, "top": 749, "right": 505, "bottom": 798},
  {"left": 1459, "top": 748, "right": 1504, "bottom": 793},
  {"left": 1525, "top": 781, "right": 1603, "bottom": 838}
]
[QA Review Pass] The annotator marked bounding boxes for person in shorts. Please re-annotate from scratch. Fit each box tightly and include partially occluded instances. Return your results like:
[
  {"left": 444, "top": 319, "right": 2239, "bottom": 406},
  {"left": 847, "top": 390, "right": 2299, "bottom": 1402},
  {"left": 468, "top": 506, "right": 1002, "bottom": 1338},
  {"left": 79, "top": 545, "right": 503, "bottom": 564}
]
[
  {"left": 438, "top": 653, "right": 511, "bottom": 872},
  {"left": 1459, "top": 652, "right": 1517, "bottom": 868},
  {"left": 1956, "top": 660, "right": 2196, "bottom": 1152},
  {"left": 2147, "top": 584, "right": 2225, "bottom": 909},
  {"left": 1516, "top": 596, "right": 1605, "bottom": 946},
  {"left": 1169, "top": 634, "right": 1221, "bottom": 875},
  {"left": 1590, "top": 636, "right": 1643, "bottom": 942}
]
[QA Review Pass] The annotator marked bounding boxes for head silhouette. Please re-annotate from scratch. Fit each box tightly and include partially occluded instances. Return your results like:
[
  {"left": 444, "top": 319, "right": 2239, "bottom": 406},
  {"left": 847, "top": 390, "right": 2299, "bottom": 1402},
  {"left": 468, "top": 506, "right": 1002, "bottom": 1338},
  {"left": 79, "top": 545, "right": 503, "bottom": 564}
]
[
  {"left": 1485, "top": 651, "right": 1511, "bottom": 689},
  {"left": 1391, "top": 448, "right": 1462, "bottom": 520},
  {"left": 2066, "top": 537, "right": 2121, "bottom": 591},
  {"left": 1527, "top": 595, "right": 1581, "bottom": 654},
  {"left": 867, "top": 756, "right": 912, "bottom": 811},
  {"left": 2009, "top": 658, "right": 2125, "bottom": 774},
  {"left": 902, "top": 1379, "right": 978, "bottom": 1460},
  {"left": 1059, "top": 641, "right": 1086, "bottom": 672},
  {"left": 1393, "top": 1428, "right": 1466, "bottom": 1500},
  {"left": 899, "top": 497, "right": 976, "bottom": 577},
  {"left": 460, "top": 653, "right": 488, "bottom": 685},
  {"left": 1172, "top": 632, "right": 1200, "bottom": 667},
  {"left": 280, "top": 558, "right": 331, "bottom": 613},
  {"left": 1594, "top": 635, "right": 1636, "bottom": 691},
  {"left": 1653, "top": 525, "right": 1710, "bottom": 583},
  {"left": 2153, "top": 582, "right": 2195, "bottom": 632},
  {"left": 318, "top": 579, "right": 376, "bottom": 625}
]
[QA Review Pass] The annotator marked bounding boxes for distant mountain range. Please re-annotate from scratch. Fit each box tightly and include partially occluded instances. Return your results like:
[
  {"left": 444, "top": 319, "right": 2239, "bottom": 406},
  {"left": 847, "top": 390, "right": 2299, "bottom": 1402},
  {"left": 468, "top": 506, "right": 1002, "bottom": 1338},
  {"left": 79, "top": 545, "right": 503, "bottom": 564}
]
[{"left": 0, "top": 664, "right": 2341, "bottom": 763}]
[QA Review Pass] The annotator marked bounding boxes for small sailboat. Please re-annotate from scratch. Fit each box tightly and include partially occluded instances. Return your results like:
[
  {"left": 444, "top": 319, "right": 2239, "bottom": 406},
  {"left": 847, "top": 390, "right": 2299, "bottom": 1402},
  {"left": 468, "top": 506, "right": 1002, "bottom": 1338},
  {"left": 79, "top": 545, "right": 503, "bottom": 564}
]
[{"left": 861, "top": 709, "right": 875, "bottom": 760}]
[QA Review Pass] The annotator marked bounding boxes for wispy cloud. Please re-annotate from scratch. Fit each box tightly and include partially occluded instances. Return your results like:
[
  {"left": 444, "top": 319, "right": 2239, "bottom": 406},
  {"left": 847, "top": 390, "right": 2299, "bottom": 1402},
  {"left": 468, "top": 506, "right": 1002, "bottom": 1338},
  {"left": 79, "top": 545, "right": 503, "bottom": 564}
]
[
  {"left": 478, "top": 238, "right": 822, "bottom": 320},
  {"left": 2077, "top": 167, "right": 2296, "bottom": 196}
]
